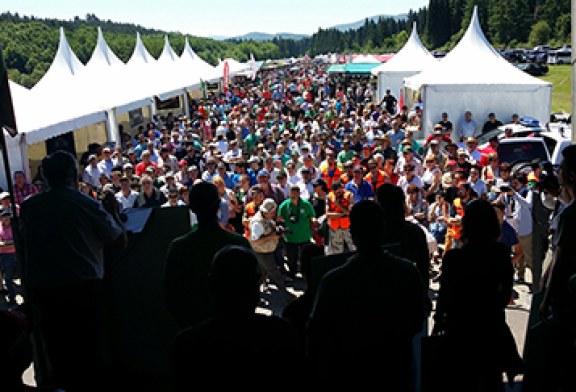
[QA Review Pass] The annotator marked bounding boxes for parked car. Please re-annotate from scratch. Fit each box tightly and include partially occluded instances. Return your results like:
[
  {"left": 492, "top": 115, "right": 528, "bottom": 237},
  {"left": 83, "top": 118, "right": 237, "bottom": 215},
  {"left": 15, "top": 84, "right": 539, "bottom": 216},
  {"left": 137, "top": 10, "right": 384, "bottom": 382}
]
[
  {"left": 516, "top": 62, "right": 549, "bottom": 76},
  {"left": 497, "top": 133, "right": 571, "bottom": 174},
  {"left": 533, "top": 45, "right": 551, "bottom": 52},
  {"left": 476, "top": 120, "right": 546, "bottom": 148},
  {"left": 547, "top": 46, "right": 571, "bottom": 65}
]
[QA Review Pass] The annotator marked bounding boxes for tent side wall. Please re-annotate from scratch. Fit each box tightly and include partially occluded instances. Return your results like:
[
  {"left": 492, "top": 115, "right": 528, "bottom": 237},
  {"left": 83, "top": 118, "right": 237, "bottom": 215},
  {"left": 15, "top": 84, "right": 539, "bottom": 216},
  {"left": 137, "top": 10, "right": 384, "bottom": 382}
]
[
  {"left": 0, "top": 135, "right": 27, "bottom": 191},
  {"left": 376, "top": 71, "right": 418, "bottom": 104},
  {"left": 419, "top": 84, "right": 552, "bottom": 142}
]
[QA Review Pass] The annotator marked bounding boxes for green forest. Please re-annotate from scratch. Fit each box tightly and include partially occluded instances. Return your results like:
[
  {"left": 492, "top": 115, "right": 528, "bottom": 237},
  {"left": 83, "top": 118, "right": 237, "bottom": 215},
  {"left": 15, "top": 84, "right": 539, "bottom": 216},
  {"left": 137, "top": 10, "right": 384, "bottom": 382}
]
[{"left": 0, "top": 0, "right": 570, "bottom": 88}]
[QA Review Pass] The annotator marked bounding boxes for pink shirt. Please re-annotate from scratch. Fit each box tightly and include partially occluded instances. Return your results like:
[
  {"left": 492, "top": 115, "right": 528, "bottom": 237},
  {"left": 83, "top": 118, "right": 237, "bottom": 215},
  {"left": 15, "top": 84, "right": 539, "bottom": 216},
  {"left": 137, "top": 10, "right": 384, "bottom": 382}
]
[{"left": 0, "top": 223, "right": 15, "bottom": 254}]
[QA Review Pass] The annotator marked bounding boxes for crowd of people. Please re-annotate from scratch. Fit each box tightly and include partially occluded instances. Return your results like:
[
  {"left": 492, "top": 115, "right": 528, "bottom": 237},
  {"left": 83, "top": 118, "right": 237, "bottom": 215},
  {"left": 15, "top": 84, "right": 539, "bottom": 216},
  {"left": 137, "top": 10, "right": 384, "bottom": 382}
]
[{"left": 0, "top": 58, "right": 575, "bottom": 391}]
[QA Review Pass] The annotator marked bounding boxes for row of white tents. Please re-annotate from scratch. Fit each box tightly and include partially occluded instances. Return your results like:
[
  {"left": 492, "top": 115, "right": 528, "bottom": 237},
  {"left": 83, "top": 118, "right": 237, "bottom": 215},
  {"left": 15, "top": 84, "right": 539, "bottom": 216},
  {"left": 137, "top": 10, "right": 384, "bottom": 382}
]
[
  {"left": 1, "top": 5, "right": 553, "bottom": 188},
  {"left": 2, "top": 27, "right": 252, "bottom": 188},
  {"left": 372, "top": 6, "right": 552, "bottom": 141}
]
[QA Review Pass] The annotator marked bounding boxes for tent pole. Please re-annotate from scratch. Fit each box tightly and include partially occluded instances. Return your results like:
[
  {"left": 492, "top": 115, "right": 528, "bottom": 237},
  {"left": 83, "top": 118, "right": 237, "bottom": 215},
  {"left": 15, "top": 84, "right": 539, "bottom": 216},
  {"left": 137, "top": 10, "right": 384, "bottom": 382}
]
[
  {"left": 150, "top": 99, "right": 157, "bottom": 117},
  {"left": 182, "top": 91, "right": 190, "bottom": 119},
  {"left": 106, "top": 108, "right": 120, "bottom": 146}
]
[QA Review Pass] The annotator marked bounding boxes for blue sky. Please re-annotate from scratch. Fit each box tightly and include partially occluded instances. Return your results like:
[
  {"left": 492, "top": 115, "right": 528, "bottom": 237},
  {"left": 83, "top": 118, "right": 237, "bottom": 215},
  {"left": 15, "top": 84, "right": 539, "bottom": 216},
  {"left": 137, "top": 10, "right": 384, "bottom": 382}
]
[{"left": 2, "top": 0, "right": 428, "bottom": 38}]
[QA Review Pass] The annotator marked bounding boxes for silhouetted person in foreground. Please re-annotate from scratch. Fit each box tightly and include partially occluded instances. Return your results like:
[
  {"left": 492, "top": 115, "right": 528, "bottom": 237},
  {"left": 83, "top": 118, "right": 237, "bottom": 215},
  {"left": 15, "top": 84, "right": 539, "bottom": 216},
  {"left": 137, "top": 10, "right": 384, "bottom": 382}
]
[
  {"left": 0, "top": 309, "right": 53, "bottom": 391},
  {"left": 281, "top": 242, "right": 324, "bottom": 350},
  {"left": 170, "top": 245, "right": 301, "bottom": 389},
  {"left": 375, "top": 183, "right": 431, "bottom": 391},
  {"left": 164, "top": 181, "right": 250, "bottom": 329},
  {"left": 524, "top": 145, "right": 576, "bottom": 392},
  {"left": 20, "top": 151, "right": 123, "bottom": 391},
  {"left": 375, "top": 183, "right": 431, "bottom": 303},
  {"left": 432, "top": 199, "right": 523, "bottom": 391},
  {"left": 306, "top": 200, "right": 425, "bottom": 389}
]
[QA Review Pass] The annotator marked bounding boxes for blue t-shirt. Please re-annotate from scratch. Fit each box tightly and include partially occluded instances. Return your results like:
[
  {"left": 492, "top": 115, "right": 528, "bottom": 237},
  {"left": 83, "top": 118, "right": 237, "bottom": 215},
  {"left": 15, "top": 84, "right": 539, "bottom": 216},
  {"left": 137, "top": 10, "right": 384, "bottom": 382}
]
[
  {"left": 499, "top": 221, "right": 519, "bottom": 252},
  {"left": 345, "top": 179, "right": 375, "bottom": 203}
]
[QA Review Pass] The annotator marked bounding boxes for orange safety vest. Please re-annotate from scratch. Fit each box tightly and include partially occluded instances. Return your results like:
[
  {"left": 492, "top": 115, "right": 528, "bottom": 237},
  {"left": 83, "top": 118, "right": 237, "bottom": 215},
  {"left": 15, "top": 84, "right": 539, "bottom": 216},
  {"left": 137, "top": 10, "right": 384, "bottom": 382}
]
[
  {"left": 321, "top": 166, "right": 343, "bottom": 190},
  {"left": 327, "top": 191, "right": 352, "bottom": 230},
  {"left": 243, "top": 202, "right": 258, "bottom": 239},
  {"left": 447, "top": 198, "right": 464, "bottom": 240},
  {"left": 365, "top": 170, "right": 387, "bottom": 191},
  {"left": 340, "top": 172, "right": 352, "bottom": 185}
]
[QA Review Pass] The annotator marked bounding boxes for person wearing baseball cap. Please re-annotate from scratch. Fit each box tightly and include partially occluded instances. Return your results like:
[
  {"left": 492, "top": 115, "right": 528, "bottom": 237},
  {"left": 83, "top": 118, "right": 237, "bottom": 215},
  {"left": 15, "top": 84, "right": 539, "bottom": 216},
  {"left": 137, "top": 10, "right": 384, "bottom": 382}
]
[{"left": 248, "top": 197, "right": 293, "bottom": 301}]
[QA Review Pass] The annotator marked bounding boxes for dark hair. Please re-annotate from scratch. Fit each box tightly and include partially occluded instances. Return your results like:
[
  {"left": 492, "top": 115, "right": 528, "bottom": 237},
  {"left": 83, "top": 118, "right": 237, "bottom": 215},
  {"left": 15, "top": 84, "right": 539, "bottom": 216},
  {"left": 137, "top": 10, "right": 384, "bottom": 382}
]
[
  {"left": 41, "top": 151, "right": 78, "bottom": 187},
  {"left": 211, "top": 245, "right": 261, "bottom": 307},
  {"left": 560, "top": 145, "right": 576, "bottom": 188},
  {"left": 461, "top": 200, "right": 500, "bottom": 244},
  {"left": 350, "top": 200, "right": 385, "bottom": 250},
  {"left": 375, "top": 183, "right": 405, "bottom": 232},
  {"left": 188, "top": 182, "right": 220, "bottom": 221}
]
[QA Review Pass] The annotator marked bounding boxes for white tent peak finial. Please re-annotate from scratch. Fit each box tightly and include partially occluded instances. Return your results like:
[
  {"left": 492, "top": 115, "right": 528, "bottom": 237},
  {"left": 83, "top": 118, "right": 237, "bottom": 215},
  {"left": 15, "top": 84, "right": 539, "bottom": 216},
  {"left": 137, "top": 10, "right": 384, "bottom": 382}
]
[
  {"left": 88, "top": 26, "right": 123, "bottom": 67},
  {"left": 471, "top": 5, "right": 480, "bottom": 27},
  {"left": 56, "top": 27, "right": 84, "bottom": 73},
  {"left": 160, "top": 35, "right": 177, "bottom": 61},
  {"left": 128, "top": 31, "right": 155, "bottom": 65}
]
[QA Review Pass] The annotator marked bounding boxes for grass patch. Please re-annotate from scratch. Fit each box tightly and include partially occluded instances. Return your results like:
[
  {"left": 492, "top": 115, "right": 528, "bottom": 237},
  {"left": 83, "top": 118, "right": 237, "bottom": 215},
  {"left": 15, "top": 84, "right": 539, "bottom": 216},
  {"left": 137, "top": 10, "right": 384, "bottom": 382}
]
[{"left": 538, "top": 64, "right": 571, "bottom": 113}]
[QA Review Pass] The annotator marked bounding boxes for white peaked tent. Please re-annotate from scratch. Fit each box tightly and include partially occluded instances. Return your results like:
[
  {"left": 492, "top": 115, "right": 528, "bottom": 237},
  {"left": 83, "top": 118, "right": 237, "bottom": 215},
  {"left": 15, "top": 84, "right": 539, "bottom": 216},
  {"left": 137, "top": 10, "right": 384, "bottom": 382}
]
[
  {"left": 351, "top": 54, "right": 381, "bottom": 64},
  {"left": 179, "top": 38, "right": 220, "bottom": 83},
  {"left": 27, "top": 27, "right": 106, "bottom": 145},
  {"left": 33, "top": 27, "right": 84, "bottom": 93},
  {"left": 78, "top": 27, "right": 154, "bottom": 143},
  {"left": 84, "top": 28, "right": 153, "bottom": 114},
  {"left": 215, "top": 57, "right": 250, "bottom": 78},
  {"left": 404, "top": 6, "right": 552, "bottom": 140},
  {"left": 2, "top": 81, "right": 31, "bottom": 190},
  {"left": 371, "top": 22, "right": 437, "bottom": 103},
  {"left": 153, "top": 35, "right": 188, "bottom": 101},
  {"left": 124, "top": 32, "right": 157, "bottom": 100}
]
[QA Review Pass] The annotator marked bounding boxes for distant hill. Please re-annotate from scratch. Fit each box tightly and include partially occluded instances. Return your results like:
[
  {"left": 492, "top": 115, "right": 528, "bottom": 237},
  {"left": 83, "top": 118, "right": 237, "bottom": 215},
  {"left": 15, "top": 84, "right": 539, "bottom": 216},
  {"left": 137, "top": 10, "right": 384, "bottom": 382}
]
[
  {"left": 330, "top": 14, "right": 408, "bottom": 32},
  {"left": 223, "top": 32, "right": 310, "bottom": 42},
  {"left": 210, "top": 15, "right": 409, "bottom": 41}
]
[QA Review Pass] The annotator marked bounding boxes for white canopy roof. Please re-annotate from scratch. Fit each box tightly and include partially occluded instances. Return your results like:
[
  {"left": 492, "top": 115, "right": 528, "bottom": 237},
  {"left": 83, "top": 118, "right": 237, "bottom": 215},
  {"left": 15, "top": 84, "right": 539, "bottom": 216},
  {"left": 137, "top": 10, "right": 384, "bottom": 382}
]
[
  {"left": 404, "top": 8, "right": 551, "bottom": 90},
  {"left": 215, "top": 58, "right": 250, "bottom": 77},
  {"left": 351, "top": 54, "right": 381, "bottom": 64},
  {"left": 403, "top": 6, "right": 552, "bottom": 139},
  {"left": 25, "top": 27, "right": 106, "bottom": 144},
  {"left": 179, "top": 38, "right": 220, "bottom": 83},
  {"left": 11, "top": 28, "right": 227, "bottom": 147},
  {"left": 371, "top": 23, "right": 436, "bottom": 75},
  {"left": 76, "top": 27, "right": 152, "bottom": 114}
]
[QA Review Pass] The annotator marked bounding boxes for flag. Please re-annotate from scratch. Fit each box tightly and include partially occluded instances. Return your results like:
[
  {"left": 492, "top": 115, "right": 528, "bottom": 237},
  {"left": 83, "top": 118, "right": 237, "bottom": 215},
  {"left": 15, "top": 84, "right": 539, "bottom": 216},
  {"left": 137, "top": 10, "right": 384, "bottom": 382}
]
[
  {"left": 0, "top": 47, "right": 17, "bottom": 137},
  {"left": 200, "top": 79, "right": 207, "bottom": 100},
  {"left": 249, "top": 53, "right": 257, "bottom": 81},
  {"left": 223, "top": 61, "right": 230, "bottom": 95},
  {"left": 398, "top": 89, "right": 404, "bottom": 114}
]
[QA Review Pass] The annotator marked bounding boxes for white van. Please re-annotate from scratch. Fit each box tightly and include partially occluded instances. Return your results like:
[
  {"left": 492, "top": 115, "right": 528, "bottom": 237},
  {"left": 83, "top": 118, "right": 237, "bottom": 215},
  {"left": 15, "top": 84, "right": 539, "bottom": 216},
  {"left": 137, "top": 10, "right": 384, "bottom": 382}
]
[{"left": 548, "top": 46, "right": 571, "bottom": 64}]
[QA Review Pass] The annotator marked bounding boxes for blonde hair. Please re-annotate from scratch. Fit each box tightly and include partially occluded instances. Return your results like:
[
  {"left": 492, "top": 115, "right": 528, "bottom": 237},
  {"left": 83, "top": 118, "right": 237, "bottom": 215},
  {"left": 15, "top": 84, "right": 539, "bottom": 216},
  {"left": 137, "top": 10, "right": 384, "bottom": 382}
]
[{"left": 212, "top": 177, "right": 225, "bottom": 187}]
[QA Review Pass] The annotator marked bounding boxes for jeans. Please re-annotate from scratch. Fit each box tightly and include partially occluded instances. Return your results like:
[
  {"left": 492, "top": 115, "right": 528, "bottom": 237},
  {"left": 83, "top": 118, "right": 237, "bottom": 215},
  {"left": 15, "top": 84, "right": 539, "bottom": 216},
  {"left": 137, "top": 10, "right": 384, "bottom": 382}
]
[
  {"left": 285, "top": 241, "right": 309, "bottom": 277},
  {"left": 0, "top": 253, "right": 17, "bottom": 300}
]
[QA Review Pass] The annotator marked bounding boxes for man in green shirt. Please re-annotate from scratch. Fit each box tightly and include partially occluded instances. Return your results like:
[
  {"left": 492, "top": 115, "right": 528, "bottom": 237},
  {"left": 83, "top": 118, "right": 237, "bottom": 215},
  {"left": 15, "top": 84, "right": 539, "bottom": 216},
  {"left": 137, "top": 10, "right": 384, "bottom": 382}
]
[{"left": 277, "top": 184, "right": 317, "bottom": 278}]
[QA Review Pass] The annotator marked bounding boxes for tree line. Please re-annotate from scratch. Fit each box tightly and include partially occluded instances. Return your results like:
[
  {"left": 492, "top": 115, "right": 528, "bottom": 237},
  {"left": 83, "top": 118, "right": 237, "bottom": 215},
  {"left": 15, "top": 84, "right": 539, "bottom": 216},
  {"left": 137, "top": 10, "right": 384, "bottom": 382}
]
[
  {"left": 0, "top": 0, "right": 571, "bottom": 88},
  {"left": 0, "top": 12, "right": 280, "bottom": 88}
]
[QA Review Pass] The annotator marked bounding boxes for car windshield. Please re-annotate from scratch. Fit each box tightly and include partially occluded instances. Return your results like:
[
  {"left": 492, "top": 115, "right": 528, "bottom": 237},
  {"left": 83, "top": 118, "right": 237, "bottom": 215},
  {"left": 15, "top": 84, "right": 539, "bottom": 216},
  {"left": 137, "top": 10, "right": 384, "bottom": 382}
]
[
  {"left": 498, "top": 141, "right": 549, "bottom": 165},
  {"left": 477, "top": 128, "right": 502, "bottom": 145}
]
